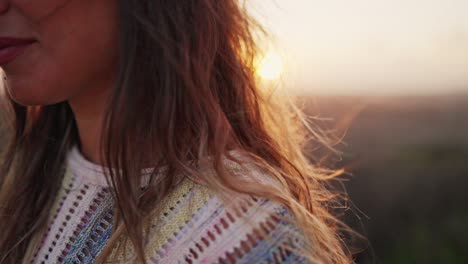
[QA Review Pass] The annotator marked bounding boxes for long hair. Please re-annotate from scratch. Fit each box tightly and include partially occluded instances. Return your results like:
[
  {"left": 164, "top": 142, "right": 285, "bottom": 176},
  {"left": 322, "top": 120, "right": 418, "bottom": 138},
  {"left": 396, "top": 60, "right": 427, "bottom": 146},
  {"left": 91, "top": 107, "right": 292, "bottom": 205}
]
[{"left": 0, "top": 0, "right": 354, "bottom": 263}]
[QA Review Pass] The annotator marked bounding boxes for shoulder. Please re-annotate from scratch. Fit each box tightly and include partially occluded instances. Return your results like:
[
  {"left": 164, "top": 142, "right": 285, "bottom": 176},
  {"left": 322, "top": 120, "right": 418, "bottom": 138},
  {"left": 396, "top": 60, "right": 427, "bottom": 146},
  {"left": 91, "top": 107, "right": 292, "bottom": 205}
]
[
  {"left": 110, "top": 151, "right": 312, "bottom": 263},
  {"left": 145, "top": 176, "right": 310, "bottom": 263}
]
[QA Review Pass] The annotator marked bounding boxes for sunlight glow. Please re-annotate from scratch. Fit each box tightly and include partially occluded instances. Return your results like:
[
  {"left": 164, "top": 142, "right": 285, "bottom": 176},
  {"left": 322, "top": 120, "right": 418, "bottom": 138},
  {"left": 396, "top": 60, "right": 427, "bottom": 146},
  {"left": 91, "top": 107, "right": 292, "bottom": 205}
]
[
  {"left": 250, "top": 0, "right": 468, "bottom": 94},
  {"left": 256, "top": 50, "right": 284, "bottom": 81}
]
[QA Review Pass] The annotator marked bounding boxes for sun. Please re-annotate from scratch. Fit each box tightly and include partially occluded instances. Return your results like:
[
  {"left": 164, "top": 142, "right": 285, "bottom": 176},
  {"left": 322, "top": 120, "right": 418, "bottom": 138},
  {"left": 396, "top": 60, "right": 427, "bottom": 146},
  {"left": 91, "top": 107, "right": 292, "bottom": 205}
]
[{"left": 256, "top": 50, "right": 284, "bottom": 81}]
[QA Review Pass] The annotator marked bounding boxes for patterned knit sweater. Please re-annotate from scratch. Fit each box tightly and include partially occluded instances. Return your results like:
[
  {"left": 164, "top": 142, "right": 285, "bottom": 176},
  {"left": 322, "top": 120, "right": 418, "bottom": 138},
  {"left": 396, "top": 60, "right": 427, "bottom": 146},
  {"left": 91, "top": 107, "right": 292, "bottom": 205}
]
[{"left": 30, "top": 146, "right": 310, "bottom": 263}]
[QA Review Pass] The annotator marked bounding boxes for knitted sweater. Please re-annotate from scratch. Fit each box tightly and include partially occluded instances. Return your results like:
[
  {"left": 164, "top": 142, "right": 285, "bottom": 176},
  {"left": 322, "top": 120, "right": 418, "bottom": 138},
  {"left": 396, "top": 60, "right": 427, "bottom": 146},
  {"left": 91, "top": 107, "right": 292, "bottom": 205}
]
[{"left": 30, "top": 146, "right": 310, "bottom": 263}]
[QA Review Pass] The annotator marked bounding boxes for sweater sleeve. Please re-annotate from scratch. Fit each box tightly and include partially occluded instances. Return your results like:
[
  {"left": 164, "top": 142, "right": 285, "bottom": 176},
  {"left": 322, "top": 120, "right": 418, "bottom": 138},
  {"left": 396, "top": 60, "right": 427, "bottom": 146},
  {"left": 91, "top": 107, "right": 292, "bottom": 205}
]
[
  {"left": 147, "top": 183, "right": 312, "bottom": 264},
  {"left": 213, "top": 199, "right": 312, "bottom": 264},
  {"left": 108, "top": 177, "right": 312, "bottom": 263}
]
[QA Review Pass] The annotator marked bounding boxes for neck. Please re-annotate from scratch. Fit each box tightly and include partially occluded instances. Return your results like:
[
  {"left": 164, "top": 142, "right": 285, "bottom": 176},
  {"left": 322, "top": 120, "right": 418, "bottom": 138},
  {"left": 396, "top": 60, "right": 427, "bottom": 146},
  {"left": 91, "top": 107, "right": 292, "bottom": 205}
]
[{"left": 68, "top": 80, "right": 111, "bottom": 165}]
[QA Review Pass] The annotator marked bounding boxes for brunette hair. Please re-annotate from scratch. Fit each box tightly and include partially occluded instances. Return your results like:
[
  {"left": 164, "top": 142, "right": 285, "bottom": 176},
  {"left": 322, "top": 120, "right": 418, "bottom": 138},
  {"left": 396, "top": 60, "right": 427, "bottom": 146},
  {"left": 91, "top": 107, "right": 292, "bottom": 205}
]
[{"left": 0, "top": 0, "right": 354, "bottom": 263}]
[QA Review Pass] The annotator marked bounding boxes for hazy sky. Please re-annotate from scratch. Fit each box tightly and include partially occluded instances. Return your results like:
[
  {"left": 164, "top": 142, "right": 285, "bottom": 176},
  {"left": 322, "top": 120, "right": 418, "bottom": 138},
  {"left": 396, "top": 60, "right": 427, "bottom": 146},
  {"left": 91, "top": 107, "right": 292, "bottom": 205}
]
[{"left": 250, "top": 0, "right": 468, "bottom": 95}]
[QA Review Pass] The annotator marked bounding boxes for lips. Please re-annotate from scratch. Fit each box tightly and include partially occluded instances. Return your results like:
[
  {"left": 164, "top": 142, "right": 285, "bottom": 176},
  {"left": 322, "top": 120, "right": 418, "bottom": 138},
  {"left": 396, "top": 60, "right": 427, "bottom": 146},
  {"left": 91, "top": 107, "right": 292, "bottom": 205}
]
[
  {"left": 0, "top": 37, "right": 36, "bottom": 49},
  {"left": 0, "top": 37, "right": 36, "bottom": 66}
]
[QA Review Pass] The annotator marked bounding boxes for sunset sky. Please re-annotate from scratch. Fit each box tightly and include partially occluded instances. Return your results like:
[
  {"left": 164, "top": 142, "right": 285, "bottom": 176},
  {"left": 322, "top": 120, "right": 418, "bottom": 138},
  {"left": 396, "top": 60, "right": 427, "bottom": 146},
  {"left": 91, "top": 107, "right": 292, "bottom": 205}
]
[{"left": 251, "top": 0, "right": 468, "bottom": 95}]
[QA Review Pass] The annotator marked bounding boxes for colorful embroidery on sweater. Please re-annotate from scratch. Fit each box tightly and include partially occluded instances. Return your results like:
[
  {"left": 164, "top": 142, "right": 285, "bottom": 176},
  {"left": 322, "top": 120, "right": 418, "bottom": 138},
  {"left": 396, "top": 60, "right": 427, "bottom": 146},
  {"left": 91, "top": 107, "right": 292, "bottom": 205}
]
[{"left": 30, "top": 146, "right": 310, "bottom": 263}]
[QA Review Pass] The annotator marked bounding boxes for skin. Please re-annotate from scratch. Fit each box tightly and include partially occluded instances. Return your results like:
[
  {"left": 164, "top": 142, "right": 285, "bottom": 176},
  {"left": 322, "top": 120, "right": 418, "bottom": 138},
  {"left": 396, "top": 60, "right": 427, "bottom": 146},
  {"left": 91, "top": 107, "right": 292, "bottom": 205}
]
[{"left": 0, "top": 0, "right": 119, "bottom": 164}]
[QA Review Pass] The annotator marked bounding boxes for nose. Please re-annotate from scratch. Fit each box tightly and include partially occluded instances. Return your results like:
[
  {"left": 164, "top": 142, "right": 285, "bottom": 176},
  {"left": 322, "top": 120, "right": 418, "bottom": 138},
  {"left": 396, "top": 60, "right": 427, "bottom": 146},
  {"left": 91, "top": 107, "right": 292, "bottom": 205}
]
[{"left": 0, "top": 0, "right": 10, "bottom": 15}]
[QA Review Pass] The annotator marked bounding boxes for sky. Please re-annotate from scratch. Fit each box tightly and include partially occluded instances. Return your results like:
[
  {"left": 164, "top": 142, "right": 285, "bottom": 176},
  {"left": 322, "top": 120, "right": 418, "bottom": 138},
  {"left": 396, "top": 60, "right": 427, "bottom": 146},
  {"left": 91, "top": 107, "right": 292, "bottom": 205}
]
[{"left": 250, "top": 0, "right": 468, "bottom": 95}]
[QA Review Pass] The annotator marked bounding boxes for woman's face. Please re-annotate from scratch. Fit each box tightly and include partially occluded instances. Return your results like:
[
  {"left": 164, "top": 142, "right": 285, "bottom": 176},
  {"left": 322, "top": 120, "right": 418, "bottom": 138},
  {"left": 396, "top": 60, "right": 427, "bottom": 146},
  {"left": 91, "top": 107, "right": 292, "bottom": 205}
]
[{"left": 0, "top": 0, "right": 119, "bottom": 106}]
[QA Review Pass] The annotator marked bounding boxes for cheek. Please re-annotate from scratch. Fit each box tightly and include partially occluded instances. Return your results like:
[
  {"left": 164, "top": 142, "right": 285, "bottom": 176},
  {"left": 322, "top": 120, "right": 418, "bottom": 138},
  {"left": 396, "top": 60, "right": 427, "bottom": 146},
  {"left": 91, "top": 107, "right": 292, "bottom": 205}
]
[
  {"left": 6, "top": 0, "right": 119, "bottom": 106},
  {"left": 12, "top": 0, "right": 72, "bottom": 21}
]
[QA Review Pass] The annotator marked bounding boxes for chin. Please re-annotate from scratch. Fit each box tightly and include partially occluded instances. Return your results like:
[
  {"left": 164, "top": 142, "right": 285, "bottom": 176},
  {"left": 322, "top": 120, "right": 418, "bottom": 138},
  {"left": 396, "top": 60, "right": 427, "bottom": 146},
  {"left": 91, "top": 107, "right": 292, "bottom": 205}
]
[{"left": 5, "top": 82, "right": 62, "bottom": 106}]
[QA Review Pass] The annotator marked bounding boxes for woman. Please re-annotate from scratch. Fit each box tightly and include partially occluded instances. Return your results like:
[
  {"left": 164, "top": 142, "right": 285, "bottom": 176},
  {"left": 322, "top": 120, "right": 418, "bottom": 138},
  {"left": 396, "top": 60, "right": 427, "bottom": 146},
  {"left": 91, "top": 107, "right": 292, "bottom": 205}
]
[{"left": 0, "top": 0, "right": 352, "bottom": 263}]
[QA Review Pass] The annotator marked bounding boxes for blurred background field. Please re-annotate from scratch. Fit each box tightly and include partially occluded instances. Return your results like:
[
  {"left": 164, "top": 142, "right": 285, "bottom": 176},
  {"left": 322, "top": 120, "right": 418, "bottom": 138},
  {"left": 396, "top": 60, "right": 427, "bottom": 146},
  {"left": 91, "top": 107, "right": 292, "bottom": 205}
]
[
  {"left": 252, "top": 1, "right": 468, "bottom": 262},
  {"left": 300, "top": 94, "right": 468, "bottom": 263}
]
